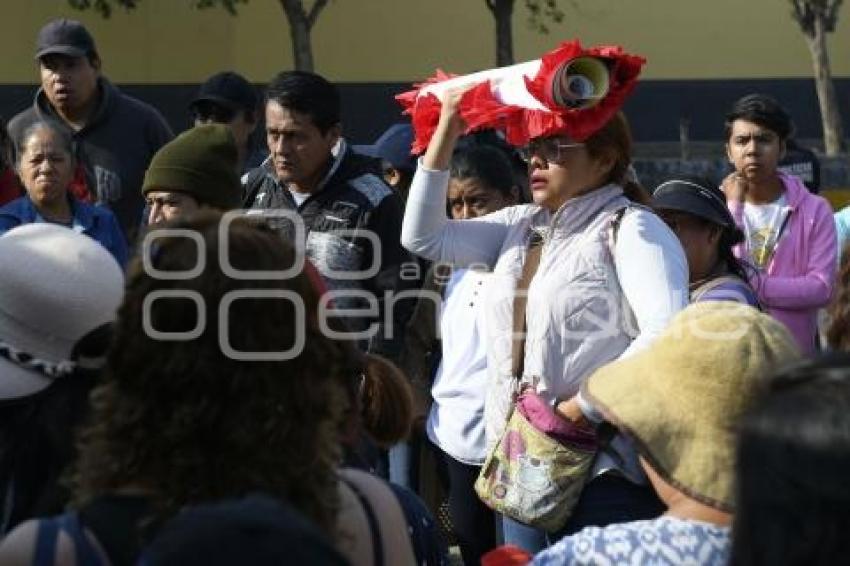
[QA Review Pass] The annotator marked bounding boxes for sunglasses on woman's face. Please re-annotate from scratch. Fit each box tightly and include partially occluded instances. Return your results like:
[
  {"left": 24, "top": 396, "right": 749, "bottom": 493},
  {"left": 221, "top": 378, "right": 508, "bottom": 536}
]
[
  {"left": 192, "top": 102, "right": 236, "bottom": 124},
  {"left": 518, "top": 138, "right": 585, "bottom": 165}
]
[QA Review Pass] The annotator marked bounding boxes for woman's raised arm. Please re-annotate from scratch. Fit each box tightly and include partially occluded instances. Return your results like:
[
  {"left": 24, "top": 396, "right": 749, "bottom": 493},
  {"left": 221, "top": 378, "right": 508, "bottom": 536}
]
[{"left": 402, "top": 89, "right": 518, "bottom": 268}]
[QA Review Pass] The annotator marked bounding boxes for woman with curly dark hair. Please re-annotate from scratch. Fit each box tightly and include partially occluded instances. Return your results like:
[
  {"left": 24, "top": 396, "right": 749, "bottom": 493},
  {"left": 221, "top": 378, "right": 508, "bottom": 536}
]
[{"left": 0, "top": 212, "right": 444, "bottom": 566}]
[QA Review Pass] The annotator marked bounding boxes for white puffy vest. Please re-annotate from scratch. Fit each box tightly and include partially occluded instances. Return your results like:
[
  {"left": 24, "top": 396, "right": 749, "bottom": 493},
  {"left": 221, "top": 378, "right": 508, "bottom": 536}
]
[{"left": 482, "top": 184, "right": 638, "bottom": 448}]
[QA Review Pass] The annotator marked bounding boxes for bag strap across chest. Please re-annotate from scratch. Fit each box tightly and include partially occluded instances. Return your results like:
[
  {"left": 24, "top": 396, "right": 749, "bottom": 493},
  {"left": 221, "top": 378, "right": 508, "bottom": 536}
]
[{"left": 511, "top": 230, "right": 544, "bottom": 379}]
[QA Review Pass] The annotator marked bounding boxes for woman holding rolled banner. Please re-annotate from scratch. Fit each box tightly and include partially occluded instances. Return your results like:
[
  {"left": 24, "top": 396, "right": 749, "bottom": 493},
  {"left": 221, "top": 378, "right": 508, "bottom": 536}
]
[{"left": 400, "top": 41, "right": 689, "bottom": 551}]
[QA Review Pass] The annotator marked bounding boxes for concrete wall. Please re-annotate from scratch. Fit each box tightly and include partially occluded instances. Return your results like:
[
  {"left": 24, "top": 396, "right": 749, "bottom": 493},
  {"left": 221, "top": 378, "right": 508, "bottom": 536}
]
[
  {"left": 3, "top": 0, "right": 849, "bottom": 82},
  {"left": 3, "top": 1, "right": 848, "bottom": 192}
]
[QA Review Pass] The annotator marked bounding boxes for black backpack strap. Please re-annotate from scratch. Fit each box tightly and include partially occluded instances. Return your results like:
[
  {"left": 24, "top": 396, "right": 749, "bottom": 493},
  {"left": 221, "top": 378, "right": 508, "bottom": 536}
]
[
  {"left": 77, "top": 496, "right": 151, "bottom": 566},
  {"left": 32, "top": 513, "right": 105, "bottom": 566},
  {"left": 340, "top": 476, "right": 385, "bottom": 566},
  {"left": 32, "top": 516, "right": 61, "bottom": 566}
]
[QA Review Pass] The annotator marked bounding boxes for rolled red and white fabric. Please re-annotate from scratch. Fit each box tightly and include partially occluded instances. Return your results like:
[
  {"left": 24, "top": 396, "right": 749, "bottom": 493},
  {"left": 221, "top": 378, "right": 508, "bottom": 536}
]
[{"left": 396, "top": 39, "right": 646, "bottom": 153}]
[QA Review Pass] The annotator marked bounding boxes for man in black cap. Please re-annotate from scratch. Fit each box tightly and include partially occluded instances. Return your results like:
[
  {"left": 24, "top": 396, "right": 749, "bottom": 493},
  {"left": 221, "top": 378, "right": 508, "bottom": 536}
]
[
  {"left": 190, "top": 71, "right": 262, "bottom": 174},
  {"left": 778, "top": 138, "right": 821, "bottom": 194},
  {"left": 7, "top": 18, "right": 173, "bottom": 241},
  {"left": 354, "top": 123, "right": 417, "bottom": 205}
]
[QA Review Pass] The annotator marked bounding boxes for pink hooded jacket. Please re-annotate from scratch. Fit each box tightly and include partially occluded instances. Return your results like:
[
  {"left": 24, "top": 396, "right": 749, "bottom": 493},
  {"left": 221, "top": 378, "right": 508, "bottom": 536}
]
[{"left": 728, "top": 172, "right": 836, "bottom": 355}]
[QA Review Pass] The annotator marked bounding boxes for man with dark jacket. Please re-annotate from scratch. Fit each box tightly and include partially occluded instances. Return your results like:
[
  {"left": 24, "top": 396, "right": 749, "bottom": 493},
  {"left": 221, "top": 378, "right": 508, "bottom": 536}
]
[
  {"left": 778, "top": 138, "right": 821, "bottom": 194},
  {"left": 244, "top": 71, "right": 417, "bottom": 360},
  {"left": 7, "top": 19, "right": 173, "bottom": 241}
]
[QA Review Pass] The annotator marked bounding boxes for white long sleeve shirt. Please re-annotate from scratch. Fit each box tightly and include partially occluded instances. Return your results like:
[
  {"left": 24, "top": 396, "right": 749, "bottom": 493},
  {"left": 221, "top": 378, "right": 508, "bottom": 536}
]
[
  {"left": 426, "top": 268, "right": 491, "bottom": 465},
  {"left": 403, "top": 163, "right": 688, "bottom": 483}
]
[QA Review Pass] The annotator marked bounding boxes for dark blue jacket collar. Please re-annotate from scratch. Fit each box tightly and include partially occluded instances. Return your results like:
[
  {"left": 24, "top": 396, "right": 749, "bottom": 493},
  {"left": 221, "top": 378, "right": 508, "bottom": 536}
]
[{"left": 0, "top": 195, "right": 95, "bottom": 233}]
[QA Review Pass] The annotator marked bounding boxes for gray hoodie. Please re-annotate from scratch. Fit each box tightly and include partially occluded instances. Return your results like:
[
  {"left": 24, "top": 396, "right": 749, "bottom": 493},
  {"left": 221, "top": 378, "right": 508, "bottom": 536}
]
[{"left": 7, "top": 78, "right": 173, "bottom": 240}]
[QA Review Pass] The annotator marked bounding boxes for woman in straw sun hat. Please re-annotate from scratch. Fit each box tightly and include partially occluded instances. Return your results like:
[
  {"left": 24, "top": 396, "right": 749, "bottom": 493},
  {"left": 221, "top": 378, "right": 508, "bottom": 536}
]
[{"left": 531, "top": 301, "right": 800, "bottom": 565}]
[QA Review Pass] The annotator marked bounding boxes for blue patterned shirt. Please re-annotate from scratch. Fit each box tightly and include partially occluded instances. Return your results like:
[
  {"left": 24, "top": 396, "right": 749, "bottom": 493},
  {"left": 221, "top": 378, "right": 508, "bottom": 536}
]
[{"left": 533, "top": 516, "right": 730, "bottom": 565}]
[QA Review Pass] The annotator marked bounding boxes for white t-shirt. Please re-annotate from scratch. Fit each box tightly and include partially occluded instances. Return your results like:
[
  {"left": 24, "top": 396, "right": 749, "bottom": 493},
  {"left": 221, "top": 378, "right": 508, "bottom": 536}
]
[
  {"left": 743, "top": 194, "right": 790, "bottom": 271},
  {"left": 426, "top": 268, "right": 490, "bottom": 465},
  {"left": 288, "top": 189, "right": 310, "bottom": 207}
]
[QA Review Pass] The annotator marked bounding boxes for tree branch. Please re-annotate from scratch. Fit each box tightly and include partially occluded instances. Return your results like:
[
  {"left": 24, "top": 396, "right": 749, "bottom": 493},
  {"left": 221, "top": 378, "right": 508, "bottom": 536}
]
[
  {"left": 68, "top": 0, "right": 138, "bottom": 18},
  {"left": 279, "top": 0, "right": 306, "bottom": 23},
  {"left": 825, "top": 0, "right": 843, "bottom": 31},
  {"left": 790, "top": 0, "right": 843, "bottom": 35},
  {"left": 193, "top": 0, "right": 248, "bottom": 15},
  {"left": 525, "top": 0, "right": 566, "bottom": 34},
  {"left": 485, "top": 0, "right": 496, "bottom": 15},
  {"left": 790, "top": 0, "right": 815, "bottom": 36},
  {"left": 307, "top": 0, "right": 330, "bottom": 28}
]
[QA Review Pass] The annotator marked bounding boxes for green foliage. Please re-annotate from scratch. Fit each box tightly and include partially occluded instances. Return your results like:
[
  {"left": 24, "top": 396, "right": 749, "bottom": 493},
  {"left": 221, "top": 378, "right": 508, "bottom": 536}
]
[
  {"left": 68, "top": 0, "right": 137, "bottom": 18},
  {"left": 67, "top": 0, "right": 249, "bottom": 18},
  {"left": 525, "top": 0, "right": 568, "bottom": 34},
  {"left": 790, "top": 0, "right": 843, "bottom": 35},
  {"left": 484, "top": 0, "right": 573, "bottom": 34},
  {"left": 193, "top": 0, "right": 249, "bottom": 15}
]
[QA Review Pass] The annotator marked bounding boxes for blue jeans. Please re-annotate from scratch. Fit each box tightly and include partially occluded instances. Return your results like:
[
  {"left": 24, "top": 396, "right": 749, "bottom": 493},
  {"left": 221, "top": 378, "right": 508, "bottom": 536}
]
[
  {"left": 500, "top": 514, "right": 548, "bottom": 554},
  {"left": 389, "top": 432, "right": 423, "bottom": 489}
]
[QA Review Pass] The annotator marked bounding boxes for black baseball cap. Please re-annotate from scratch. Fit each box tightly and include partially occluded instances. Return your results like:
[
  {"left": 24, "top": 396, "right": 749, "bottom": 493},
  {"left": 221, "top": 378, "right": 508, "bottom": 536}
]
[
  {"left": 652, "top": 178, "right": 735, "bottom": 229},
  {"left": 190, "top": 71, "right": 258, "bottom": 114},
  {"left": 35, "top": 19, "right": 97, "bottom": 60}
]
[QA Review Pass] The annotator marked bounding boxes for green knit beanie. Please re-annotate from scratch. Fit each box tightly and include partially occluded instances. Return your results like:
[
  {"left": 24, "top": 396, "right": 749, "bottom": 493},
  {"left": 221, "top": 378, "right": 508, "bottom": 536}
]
[{"left": 142, "top": 124, "right": 241, "bottom": 210}]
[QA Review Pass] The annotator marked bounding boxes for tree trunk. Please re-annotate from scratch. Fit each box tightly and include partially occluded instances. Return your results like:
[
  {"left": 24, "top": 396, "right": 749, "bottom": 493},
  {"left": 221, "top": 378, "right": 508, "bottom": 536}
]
[
  {"left": 279, "top": 0, "right": 315, "bottom": 71},
  {"left": 805, "top": 14, "right": 845, "bottom": 155},
  {"left": 290, "top": 17, "right": 314, "bottom": 71},
  {"left": 492, "top": 0, "right": 515, "bottom": 66}
]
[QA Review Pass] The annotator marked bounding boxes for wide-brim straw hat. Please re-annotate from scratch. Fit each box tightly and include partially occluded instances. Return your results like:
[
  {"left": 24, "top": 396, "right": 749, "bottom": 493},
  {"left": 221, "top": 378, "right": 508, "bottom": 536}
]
[{"left": 582, "top": 301, "right": 800, "bottom": 511}]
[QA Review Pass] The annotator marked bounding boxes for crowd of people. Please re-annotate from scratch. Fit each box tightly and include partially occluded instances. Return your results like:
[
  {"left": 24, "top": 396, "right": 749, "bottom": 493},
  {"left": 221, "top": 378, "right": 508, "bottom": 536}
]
[{"left": 0, "top": 17, "right": 849, "bottom": 566}]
